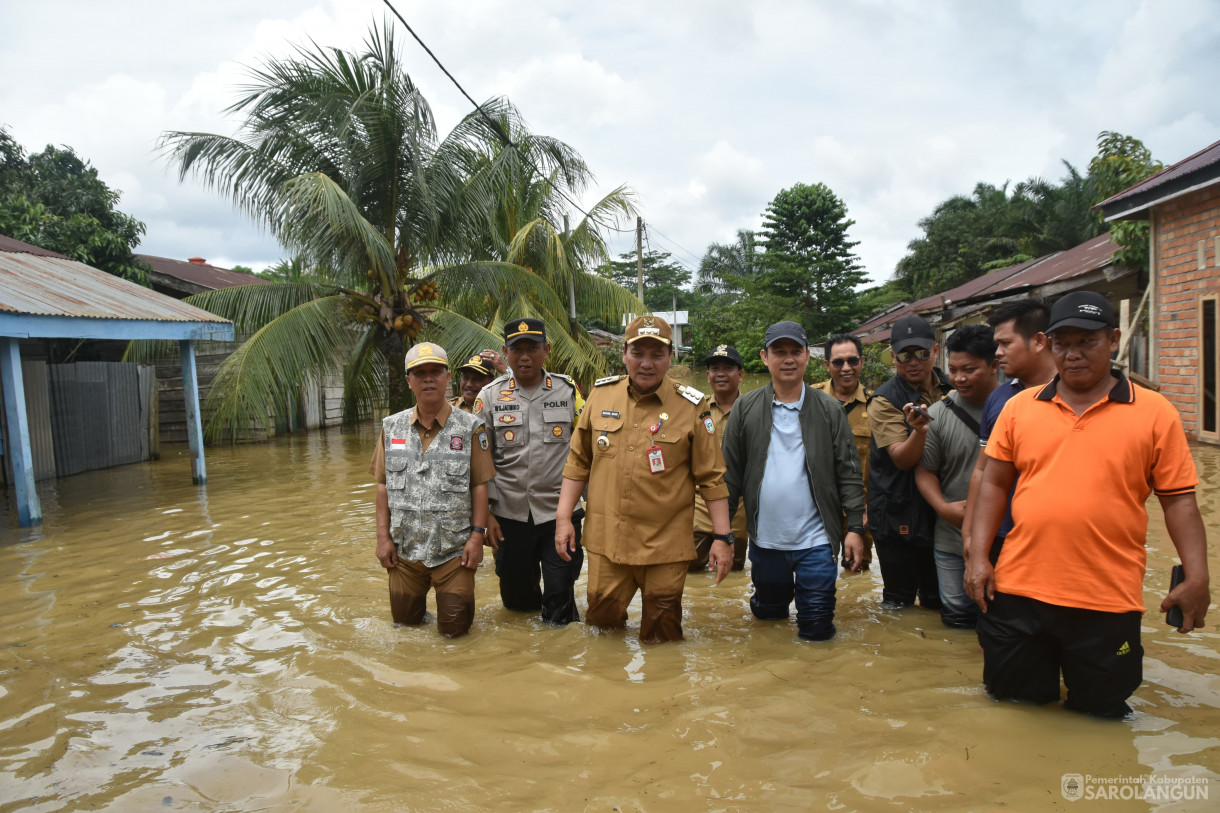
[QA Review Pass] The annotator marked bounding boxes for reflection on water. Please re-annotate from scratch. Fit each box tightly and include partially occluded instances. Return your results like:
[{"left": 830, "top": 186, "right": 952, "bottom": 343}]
[{"left": 1, "top": 429, "right": 1218, "bottom": 811}]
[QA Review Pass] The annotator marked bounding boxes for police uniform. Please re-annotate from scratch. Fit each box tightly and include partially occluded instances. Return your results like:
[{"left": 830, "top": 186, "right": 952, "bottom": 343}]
[
  {"left": 369, "top": 398, "right": 495, "bottom": 637},
  {"left": 563, "top": 368, "right": 729, "bottom": 643},
  {"left": 813, "top": 379, "right": 874, "bottom": 566},
  {"left": 475, "top": 364, "right": 586, "bottom": 624}
]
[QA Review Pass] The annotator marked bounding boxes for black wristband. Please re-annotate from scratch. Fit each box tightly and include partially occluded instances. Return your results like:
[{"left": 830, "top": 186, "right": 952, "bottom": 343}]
[
  {"left": 470, "top": 526, "right": 487, "bottom": 537},
  {"left": 712, "top": 532, "right": 735, "bottom": 544},
  {"left": 847, "top": 525, "right": 867, "bottom": 536}
]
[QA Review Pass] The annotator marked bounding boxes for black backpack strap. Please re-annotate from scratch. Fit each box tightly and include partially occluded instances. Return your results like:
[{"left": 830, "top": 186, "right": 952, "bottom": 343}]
[{"left": 943, "top": 398, "right": 981, "bottom": 437}]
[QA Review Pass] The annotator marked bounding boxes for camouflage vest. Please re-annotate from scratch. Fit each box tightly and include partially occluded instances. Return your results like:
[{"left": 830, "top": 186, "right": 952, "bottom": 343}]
[{"left": 382, "top": 407, "right": 478, "bottom": 567}]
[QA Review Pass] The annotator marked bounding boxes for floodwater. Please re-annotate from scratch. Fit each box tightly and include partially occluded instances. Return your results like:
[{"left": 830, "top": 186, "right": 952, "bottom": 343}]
[{"left": 1, "top": 428, "right": 1218, "bottom": 812}]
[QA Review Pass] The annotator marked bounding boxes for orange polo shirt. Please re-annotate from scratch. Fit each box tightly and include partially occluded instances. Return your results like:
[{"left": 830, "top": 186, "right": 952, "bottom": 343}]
[{"left": 986, "top": 372, "right": 1197, "bottom": 613}]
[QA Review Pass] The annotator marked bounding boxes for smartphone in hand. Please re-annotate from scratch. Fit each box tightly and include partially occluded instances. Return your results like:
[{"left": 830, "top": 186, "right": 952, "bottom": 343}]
[
  {"left": 1166, "top": 565, "right": 1186, "bottom": 628},
  {"left": 910, "top": 404, "right": 933, "bottom": 421}
]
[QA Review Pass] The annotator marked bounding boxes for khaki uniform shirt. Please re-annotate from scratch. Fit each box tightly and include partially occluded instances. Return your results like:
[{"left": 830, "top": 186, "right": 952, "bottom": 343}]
[
  {"left": 368, "top": 402, "right": 495, "bottom": 485},
  {"left": 473, "top": 371, "right": 585, "bottom": 523},
  {"left": 869, "top": 378, "right": 948, "bottom": 449},
  {"left": 563, "top": 375, "right": 729, "bottom": 566},
  {"left": 693, "top": 398, "right": 748, "bottom": 538},
  {"left": 448, "top": 394, "right": 475, "bottom": 414},
  {"left": 813, "top": 380, "right": 872, "bottom": 488}
]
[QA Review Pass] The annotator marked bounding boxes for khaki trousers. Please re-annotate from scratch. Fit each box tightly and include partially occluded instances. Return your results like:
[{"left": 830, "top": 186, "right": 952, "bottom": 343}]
[
  {"left": 388, "top": 556, "right": 475, "bottom": 637},
  {"left": 586, "top": 552, "right": 688, "bottom": 644}
]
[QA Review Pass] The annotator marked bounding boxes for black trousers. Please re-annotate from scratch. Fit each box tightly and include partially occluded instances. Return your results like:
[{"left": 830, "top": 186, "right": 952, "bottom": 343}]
[
  {"left": 977, "top": 592, "right": 1142, "bottom": 718},
  {"left": 873, "top": 537, "right": 941, "bottom": 608},
  {"left": 494, "top": 514, "right": 583, "bottom": 625}
]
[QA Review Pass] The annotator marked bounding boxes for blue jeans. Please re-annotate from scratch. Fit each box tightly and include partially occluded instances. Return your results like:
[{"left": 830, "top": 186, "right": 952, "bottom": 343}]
[
  {"left": 933, "top": 549, "right": 977, "bottom": 629},
  {"left": 748, "top": 544, "right": 837, "bottom": 640}
]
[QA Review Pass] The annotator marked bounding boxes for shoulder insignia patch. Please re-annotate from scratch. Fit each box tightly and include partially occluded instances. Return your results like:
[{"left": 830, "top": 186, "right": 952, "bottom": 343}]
[
  {"left": 473, "top": 397, "right": 483, "bottom": 414},
  {"left": 595, "top": 375, "right": 624, "bottom": 387},
  {"left": 475, "top": 425, "right": 488, "bottom": 450},
  {"left": 703, "top": 416, "right": 716, "bottom": 435},
  {"left": 545, "top": 375, "right": 553, "bottom": 388},
  {"left": 679, "top": 384, "right": 703, "bottom": 404}
]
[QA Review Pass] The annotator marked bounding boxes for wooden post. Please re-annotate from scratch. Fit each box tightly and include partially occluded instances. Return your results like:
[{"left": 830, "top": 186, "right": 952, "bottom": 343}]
[
  {"left": 179, "top": 339, "right": 206, "bottom": 484},
  {"left": 0, "top": 337, "right": 41, "bottom": 526}
]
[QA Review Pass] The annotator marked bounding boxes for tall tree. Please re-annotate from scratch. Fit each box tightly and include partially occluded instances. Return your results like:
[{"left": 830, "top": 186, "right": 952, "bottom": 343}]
[
  {"left": 0, "top": 127, "right": 150, "bottom": 283},
  {"left": 1089, "top": 130, "right": 1162, "bottom": 272},
  {"left": 149, "top": 22, "right": 638, "bottom": 440},
  {"left": 757, "top": 182, "right": 866, "bottom": 340},
  {"left": 602, "top": 249, "right": 695, "bottom": 312},
  {"left": 696, "top": 228, "right": 762, "bottom": 299}
]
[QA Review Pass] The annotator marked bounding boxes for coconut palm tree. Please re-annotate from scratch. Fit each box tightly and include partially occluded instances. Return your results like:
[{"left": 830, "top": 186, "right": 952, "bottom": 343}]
[{"left": 148, "top": 22, "right": 640, "bottom": 441}]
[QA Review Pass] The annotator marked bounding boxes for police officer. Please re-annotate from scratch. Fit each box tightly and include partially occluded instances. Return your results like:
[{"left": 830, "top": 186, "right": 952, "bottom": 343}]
[
  {"left": 690, "top": 344, "right": 749, "bottom": 572},
  {"left": 369, "top": 342, "right": 495, "bottom": 637},
  {"left": 450, "top": 353, "right": 498, "bottom": 413},
  {"left": 474, "top": 318, "right": 586, "bottom": 625},
  {"left": 555, "top": 315, "right": 733, "bottom": 644}
]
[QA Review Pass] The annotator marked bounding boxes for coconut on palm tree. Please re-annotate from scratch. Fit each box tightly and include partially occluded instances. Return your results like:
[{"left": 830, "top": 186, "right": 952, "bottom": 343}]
[{"left": 142, "top": 22, "right": 641, "bottom": 441}]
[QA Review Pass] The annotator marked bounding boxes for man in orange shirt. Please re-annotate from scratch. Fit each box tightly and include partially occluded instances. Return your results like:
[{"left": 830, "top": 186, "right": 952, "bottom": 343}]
[{"left": 966, "top": 292, "right": 1211, "bottom": 717}]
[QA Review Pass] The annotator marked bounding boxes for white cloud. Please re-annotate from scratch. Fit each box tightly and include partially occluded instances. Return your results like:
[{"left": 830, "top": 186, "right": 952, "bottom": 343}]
[{"left": 2, "top": 0, "right": 1216, "bottom": 285}]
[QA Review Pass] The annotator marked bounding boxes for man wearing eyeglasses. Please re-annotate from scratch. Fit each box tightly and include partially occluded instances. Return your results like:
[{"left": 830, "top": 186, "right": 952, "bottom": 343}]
[
  {"left": 867, "top": 314, "right": 952, "bottom": 611},
  {"left": 813, "top": 333, "right": 874, "bottom": 569}
]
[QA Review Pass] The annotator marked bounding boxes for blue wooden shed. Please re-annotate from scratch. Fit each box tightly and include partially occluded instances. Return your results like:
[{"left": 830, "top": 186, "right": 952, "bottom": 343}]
[{"left": 0, "top": 235, "right": 235, "bottom": 526}]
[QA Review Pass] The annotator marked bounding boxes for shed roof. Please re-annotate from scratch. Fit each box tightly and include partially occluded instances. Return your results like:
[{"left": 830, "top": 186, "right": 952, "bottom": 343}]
[
  {"left": 1096, "top": 139, "right": 1220, "bottom": 221},
  {"left": 0, "top": 234, "right": 233, "bottom": 341},
  {"left": 855, "top": 233, "right": 1120, "bottom": 344},
  {"left": 139, "top": 253, "right": 269, "bottom": 292}
]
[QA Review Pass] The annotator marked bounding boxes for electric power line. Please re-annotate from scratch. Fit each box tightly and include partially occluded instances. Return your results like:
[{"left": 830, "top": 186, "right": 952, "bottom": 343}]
[{"left": 381, "top": 0, "right": 612, "bottom": 231}]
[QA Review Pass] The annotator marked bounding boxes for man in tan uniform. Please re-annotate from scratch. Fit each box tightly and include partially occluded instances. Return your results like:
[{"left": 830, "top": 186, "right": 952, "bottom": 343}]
[
  {"left": 449, "top": 353, "right": 497, "bottom": 413},
  {"left": 813, "top": 333, "right": 874, "bottom": 569},
  {"left": 370, "top": 342, "right": 496, "bottom": 637},
  {"left": 690, "top": 344, "right": 749, "bottom": 572},
  {"left": 555, "top": 315, "right": 732, "bottom": 643}
]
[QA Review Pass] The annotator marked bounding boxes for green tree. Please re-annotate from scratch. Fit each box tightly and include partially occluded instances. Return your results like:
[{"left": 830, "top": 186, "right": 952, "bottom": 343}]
[
  {"left": 148, "top": 22, "right": 637, "bottom": 440},
  {"left": 1089, "top": 130, "right": 1162, "bottom": 271},
  {"left": 602, "top": 249, "right": 696, "bottom": 312},
  {"left": 696, "top": 228, "right": 763, "bottom": 299},
  {"left": 757, "top": 182, "right": 866, "bottom": 341},
  {"left": 0, "top": 127, "right": 150, "bottom": 283}
]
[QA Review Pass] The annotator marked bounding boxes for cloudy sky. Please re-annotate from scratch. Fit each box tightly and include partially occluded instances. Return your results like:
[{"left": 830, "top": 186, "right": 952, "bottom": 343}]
[{"left": 3, "top": 0, "right": 1217, "bottom": 285}]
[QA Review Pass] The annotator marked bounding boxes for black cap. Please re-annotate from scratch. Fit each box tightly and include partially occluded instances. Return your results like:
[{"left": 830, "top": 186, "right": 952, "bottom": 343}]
[
  {"left": 764, "top": 321, "right": 807, "bottom": 349},
  {"left": 1046, "top": 292, "right": 1116, "bottom": 334},
  {"left": 701, "top": 344, "right": 744, "bottom": 368},
  {"left": 456, "top": 354, "right": 496, "bottom": 377},
  {"left": 891, "top": 315, "right": 935, "bottom": 350},
  {"left": 504, "top": 318, "right": 546, "bottom": 346}
]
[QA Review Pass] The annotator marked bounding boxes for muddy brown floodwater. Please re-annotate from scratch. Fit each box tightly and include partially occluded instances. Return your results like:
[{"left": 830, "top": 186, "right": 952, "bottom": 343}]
[{"left": 1, "top": 427, "right": 1218, "bottom": 812}]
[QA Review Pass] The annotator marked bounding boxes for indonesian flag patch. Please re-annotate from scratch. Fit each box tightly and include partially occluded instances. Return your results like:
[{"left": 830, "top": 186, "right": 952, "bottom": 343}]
[{"left": 391, "top": 438, "right": 407, "bottom": 447}]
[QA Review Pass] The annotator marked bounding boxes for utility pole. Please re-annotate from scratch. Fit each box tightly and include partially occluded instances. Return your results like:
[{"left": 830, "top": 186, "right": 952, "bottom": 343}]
[{"left": 636, "top": 216, "right": 645, "bottom": 305}]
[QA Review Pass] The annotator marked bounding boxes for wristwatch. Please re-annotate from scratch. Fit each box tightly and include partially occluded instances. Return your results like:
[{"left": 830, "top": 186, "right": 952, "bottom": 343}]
[
  {"left": 712, "top": 532, "right": 736, "bottom": 545},
  {"left": 470, "top": 526, "right": 487, "bottom": 537}
]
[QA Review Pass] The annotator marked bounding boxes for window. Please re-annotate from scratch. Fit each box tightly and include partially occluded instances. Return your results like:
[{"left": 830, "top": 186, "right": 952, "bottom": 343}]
[{"left": 1202, "top": 295, "right": 1218, "bottom": 441}]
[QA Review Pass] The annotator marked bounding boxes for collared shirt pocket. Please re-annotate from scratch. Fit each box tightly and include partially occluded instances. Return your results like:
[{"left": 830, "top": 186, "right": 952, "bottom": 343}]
[
  {"left": 592, "top": 413, "right": 624, "bottom": 460},
  {"left": 654, "top": 425, "right": 690, "bottom": 468},
  {"left": 543, "top": 407, "right": 571, "bottom": 443}
]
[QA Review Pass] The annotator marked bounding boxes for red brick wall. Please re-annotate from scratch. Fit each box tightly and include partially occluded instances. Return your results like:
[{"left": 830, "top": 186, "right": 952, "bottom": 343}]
[{"left": 1155, "top": 184, "right": 1220, "bottom": 440}]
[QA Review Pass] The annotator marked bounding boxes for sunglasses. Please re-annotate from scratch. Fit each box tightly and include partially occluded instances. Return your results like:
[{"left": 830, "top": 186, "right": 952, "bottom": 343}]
[
  {"left": 830, "top": 356, "right": 861, "bottom": 368},
  {"left": 894, "top": 348, "right": 932, "bottom": 364}
]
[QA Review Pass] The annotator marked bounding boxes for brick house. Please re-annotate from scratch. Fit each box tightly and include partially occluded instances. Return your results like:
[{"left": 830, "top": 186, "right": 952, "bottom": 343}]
[{"left": 1098, "top": 139, "right": 1220, "bottom": 445}]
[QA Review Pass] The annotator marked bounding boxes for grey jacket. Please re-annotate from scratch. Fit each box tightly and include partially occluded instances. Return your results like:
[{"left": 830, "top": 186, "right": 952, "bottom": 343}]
[{"left": 722, "top": 383, "right": 866, "bottom": 556}]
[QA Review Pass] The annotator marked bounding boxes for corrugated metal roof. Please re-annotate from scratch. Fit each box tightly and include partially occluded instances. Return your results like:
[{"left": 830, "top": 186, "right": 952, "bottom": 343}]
[
  {"left": 854, "top": 233, "right": 1119, "bottom": 344},
  {"left": 139, "top": 253, "right": 270, "bottom": 290},
  {"left": 0, "top": 248, "right": 230, "bottom": 323},
  {"left": 1097, "top": 138, "right": 1220, "bottom": 212},
  {"left": 0, "top": 234, "right": 69, "bottom": 258},
  {"left": 972, "top": 233, "right": 1116, "bottom": 296}
]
